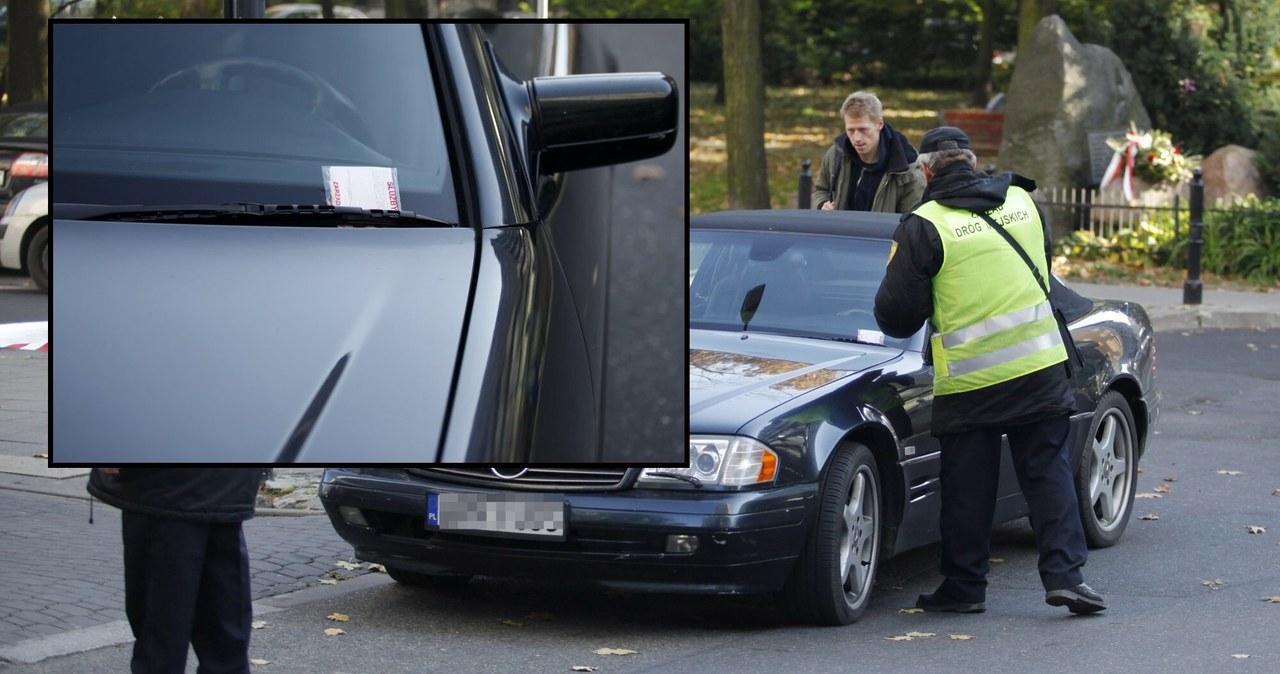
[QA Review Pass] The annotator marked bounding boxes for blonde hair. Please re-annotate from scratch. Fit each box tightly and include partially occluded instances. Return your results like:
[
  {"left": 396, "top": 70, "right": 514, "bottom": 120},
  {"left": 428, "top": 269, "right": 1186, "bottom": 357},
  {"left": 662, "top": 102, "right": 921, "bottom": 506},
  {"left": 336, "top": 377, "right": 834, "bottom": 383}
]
[{"left": 839, "top": 91, "right": 883, "bottom": 122}]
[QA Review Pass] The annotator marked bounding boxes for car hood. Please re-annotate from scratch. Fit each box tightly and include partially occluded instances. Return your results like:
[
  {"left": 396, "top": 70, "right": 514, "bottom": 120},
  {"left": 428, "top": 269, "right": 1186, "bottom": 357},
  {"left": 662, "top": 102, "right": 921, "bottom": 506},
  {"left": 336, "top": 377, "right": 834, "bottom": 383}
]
[
  {"left": 690, "top": 329, "right": 900, "bottom": 433},
  {"left": 52, "top": 219, "right": 475, "bottom": 463}
]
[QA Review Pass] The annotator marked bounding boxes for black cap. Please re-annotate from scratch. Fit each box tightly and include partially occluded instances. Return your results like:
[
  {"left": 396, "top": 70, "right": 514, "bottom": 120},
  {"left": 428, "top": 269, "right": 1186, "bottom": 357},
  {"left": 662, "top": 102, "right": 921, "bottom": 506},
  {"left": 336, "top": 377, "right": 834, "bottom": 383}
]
[{"left": 919, "top": 126, "right": 971, "bottom": 153}]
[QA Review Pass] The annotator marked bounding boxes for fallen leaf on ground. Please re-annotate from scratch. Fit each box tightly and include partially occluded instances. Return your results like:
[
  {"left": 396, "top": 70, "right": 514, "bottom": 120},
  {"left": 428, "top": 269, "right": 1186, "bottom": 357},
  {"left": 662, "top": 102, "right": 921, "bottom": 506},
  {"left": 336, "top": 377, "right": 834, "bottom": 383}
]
[
  {"left": 499, "top": 619, "right": 523, "bottom": 627},
  {"left": 898, "top": 608, "right": 923, "bottom": 614},
  {"left": 368, "top": 563, "right": 387, "bottom": 573},
  {"left": 327, "top": 613, "right": 350, "bottom": 622},
  {"left": 1140, "top": 514, "right": 1160, "bottom": 521},
  {"left": 250, "top": 658, "right": 271, "bottom": 666},
  {"left": 884, "top": 635, "right": 915, "bottom": 641},
  {"left": 323, "top": 628, "right": 345, "bottom": 636},
  {"left": 1137, "top": 467, "right": 1144, "bottom": 474},
  {"left": 593, "top": 648, "right": 638, "bottom": 656},
  {"left": 334, "top": 561, "right": 362, "bottom": 571},
  {"left": 525, "top": 612, "right": 556, "bottom": 621},
  {"left": 949, "top": 634, "right": 975, "bottom": 641},
  {"left": 1203, "top": 579, "right": 1225, "bottom": 590},
  {"left": 905, "top": 631, "right": 937, "bottom": 638},
  {"left": 251, "top": 620, "right": 267, "bottom": 629},
  {"left": 989, "top": 558, "right": 1004, "bottom": 564},
  {"left": 32, "top": 453, "right": 48, "bottom": 459},
  {"left": 1163, "top": 477, "right": 1178, "bottom": 483},
  {"left": 1188, "top": 410, "right": 1203, "bottom": 415},
  {"left": 1231, "top": 654, "right": 1250, "bottom": 659},
  {"left": 1135, "top": 493, "right": 1162, "bottom": 499},
  {"left": 1261, "top": 596, "right": 1280, "bottom": 603},
  {"left": 572, "top": 667, "right": 598, "bottom": 672},
  {"left": 1217, "top": 470, "right": 1243, "bottom": 476},
  {"left": 1273, "top": 489, "right": 1280, "bottom": 497},
  {"left": 317, "top": 578, "right": 338, "bottom": 585},
  {"left": 1247, "top": 525, "right": 1266, "bottom": 534},
  {"left": 1155, "top": 483, "right": 1173, "bottom": 493}
]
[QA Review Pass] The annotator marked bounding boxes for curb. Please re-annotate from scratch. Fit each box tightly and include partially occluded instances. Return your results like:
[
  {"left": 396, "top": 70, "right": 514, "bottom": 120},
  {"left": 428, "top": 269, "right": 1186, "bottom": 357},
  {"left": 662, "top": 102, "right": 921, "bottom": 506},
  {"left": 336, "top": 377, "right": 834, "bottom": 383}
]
[
  {"left": 1147, "top": 308, "right": 1280, "bottom": 332},
  {"left": 0, "top": 571, "right": 393, "bottom": 665}
]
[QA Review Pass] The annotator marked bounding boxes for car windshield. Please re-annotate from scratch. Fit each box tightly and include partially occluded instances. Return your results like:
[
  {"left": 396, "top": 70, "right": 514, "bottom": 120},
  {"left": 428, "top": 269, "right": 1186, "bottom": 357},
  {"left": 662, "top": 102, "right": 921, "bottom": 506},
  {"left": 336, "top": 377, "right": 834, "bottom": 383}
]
[
  {"left": 53, "top": 22, "right": 456, "bottom": 221},
  {"left": 690, "top": 229, "right": 921, "bottom": 350}
]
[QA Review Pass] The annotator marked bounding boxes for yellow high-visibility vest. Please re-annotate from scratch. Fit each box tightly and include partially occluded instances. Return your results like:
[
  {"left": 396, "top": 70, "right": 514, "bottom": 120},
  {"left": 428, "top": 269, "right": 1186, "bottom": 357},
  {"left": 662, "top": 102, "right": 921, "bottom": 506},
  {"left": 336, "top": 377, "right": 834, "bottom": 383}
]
[{"left": 913, "top": 186, "right": 1066, "bottom": 395}]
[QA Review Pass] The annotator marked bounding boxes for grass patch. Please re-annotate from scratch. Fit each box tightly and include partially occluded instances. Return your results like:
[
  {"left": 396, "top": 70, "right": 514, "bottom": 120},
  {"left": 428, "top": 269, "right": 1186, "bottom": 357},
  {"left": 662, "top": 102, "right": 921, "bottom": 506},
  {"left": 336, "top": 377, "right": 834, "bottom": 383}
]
[{"left": 690, "top": 82, "right": 970, "bottom": 214}]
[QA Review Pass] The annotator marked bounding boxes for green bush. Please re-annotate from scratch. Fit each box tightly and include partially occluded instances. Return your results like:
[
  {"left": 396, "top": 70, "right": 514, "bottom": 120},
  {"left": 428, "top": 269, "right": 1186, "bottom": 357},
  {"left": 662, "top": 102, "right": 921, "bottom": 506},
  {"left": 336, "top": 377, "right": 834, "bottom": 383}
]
[
  {"left": 1059, "top": 197, "right": 1280, "bottom": 286},
  {"left": 1191, "top": 195, "right": 1280, "bottom": 284}
]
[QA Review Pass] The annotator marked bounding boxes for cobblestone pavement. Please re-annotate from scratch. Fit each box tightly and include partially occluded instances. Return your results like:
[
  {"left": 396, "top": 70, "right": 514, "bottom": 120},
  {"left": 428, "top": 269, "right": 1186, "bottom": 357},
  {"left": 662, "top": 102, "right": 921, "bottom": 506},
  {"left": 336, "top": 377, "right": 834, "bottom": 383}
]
[{"left": 0, "top": 489, "right": 364, "bottom": 650}]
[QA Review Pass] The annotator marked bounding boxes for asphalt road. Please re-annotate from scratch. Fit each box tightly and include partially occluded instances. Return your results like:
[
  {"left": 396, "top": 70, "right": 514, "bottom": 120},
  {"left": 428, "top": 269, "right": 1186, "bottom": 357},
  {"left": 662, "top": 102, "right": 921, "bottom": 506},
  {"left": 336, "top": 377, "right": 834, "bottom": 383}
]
[
  {"left": 7, "top": 328, "right": 1276, "bottom": 672},
  {"left": 0, "top": 270, "right": 46, "bottom": 322},
  {"left": 594, "top": 23, "right": 687, "bottom": 464}
]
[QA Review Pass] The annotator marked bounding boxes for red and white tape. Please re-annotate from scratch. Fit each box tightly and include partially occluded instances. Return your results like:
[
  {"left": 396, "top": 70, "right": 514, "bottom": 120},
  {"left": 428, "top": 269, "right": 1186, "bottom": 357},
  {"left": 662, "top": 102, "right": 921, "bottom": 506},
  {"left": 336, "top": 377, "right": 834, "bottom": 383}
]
[{"left": 0, "top": 321, "right": 48, "bottom": 351}]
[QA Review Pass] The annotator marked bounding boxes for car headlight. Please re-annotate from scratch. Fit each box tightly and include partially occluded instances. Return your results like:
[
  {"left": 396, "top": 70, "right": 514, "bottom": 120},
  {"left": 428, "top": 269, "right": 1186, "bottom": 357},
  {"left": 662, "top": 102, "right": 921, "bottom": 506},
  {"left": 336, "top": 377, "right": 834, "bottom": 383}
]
[{"left": 636, "top": 436, "right": 778, "bottom": 489}]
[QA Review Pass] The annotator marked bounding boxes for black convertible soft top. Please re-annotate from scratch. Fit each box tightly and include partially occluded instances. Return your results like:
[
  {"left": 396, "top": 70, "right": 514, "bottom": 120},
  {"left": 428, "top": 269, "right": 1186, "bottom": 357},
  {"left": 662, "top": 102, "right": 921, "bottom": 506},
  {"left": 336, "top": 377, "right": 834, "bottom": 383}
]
[{"left": 691, "top": 209, "right": 900, "bottom": 240}]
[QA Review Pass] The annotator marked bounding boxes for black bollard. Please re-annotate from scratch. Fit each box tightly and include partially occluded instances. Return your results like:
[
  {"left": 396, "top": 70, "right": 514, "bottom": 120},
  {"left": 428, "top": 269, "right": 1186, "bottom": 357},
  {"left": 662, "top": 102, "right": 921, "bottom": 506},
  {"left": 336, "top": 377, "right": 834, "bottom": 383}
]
[
  {"left": 1182, "top": 168, "right": 1204, "bottom": 305},
  {"left": 797, "top": 159, "right": 812, "bottom": 210}
]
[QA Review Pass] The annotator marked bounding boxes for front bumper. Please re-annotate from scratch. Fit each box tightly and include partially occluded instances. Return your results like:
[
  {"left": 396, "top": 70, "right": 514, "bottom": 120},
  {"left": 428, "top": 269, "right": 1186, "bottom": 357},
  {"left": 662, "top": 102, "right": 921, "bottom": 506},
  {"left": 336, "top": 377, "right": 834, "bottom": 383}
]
[{"left": 320, "top": 468, "right": 817, "bottom": 594}]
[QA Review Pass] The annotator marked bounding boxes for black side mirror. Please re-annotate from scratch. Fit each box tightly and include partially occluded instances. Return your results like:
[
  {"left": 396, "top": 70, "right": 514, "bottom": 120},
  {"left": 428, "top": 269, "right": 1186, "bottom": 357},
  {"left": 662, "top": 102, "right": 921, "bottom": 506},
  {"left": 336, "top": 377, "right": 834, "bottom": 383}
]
[{"left": 529, "top": 72, "right": 678, "bottom": 174}]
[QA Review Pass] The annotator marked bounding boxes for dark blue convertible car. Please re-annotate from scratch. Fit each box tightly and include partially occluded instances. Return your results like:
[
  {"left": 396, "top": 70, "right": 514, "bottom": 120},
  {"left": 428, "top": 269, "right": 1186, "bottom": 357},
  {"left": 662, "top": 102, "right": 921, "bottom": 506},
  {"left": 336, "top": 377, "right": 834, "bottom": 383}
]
[{"left": 321, "top": 208, "right": 1160, "bottom": 625}]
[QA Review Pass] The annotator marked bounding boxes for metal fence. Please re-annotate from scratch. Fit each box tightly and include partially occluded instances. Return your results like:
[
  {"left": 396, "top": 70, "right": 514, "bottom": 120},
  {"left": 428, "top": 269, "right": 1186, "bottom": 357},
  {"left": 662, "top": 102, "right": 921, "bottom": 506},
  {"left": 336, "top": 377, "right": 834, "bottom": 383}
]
[{"left": 1033, "top": 185, "right": 1188, "bottom": 241}]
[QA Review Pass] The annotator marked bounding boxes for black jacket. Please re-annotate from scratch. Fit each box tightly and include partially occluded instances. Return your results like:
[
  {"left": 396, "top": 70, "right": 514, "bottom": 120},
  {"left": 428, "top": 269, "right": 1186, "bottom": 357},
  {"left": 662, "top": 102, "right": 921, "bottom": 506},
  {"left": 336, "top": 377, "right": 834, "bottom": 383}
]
[
  {"left": 873, "top": 161, "right": 1074, "bottom": 436},
  {"left": 88, "top": 468, "right": 265, "bottom": 523}
]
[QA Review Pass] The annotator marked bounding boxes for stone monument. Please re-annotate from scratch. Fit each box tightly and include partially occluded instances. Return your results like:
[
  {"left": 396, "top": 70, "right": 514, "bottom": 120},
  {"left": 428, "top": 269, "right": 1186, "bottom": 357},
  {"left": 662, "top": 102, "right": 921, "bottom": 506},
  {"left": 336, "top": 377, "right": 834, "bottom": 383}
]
[{"left": 999, "top": 16, "right": 1152, "bottom": 238}]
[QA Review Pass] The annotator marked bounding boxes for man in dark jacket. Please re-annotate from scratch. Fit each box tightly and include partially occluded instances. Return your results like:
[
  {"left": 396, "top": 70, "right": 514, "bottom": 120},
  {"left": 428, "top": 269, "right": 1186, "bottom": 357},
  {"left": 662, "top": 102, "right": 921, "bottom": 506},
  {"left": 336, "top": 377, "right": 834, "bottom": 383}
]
[
  {"left": 812, "top": 91, "right": 924, "bottom": 213},
  {"left": 873, "top": 127, "right": 1104, "bottom": 615},
  {"left": 89, "top": 468, "right": 265, "bottom": 673}
]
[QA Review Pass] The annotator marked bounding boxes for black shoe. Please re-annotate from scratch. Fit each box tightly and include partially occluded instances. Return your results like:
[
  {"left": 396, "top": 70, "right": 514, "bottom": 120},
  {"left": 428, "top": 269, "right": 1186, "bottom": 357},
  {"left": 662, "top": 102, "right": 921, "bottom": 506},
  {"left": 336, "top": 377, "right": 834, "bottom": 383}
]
[
  {"left": 916, "top": 590, "right": 986, "bottom": 613},
  {"left": 1045, "top": 584, "right": 1107, "bottom": 614}
]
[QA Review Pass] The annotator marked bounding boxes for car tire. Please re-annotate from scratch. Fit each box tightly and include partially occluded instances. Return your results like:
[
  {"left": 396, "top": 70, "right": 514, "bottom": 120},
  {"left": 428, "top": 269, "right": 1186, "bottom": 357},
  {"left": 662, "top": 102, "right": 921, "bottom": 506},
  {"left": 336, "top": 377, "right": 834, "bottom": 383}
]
[
  {"left": 385, "top": 565, "right": 473, "bottom": 588},
  {"left": 26, "top": 225, "right": 49, "bottom": 293},
  {"left": 779, "top": 442, "right": 882, "bottom": 626},
  {"left": 1076, "top": 390, "right": 1138, "bottom": 548}
]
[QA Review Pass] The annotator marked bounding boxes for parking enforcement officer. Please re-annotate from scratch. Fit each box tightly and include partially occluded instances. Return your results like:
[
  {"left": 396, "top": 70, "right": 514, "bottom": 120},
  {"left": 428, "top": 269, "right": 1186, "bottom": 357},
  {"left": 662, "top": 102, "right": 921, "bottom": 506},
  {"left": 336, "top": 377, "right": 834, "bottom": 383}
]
[{"left": 872, "top": 126, "right": 1105, "bottom": 615}]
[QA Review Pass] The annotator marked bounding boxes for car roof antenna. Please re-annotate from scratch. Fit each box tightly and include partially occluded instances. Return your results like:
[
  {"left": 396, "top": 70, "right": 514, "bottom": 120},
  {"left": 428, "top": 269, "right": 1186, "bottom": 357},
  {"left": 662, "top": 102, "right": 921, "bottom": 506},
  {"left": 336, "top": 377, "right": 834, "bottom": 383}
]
[{"left": 740, "top": 284, "right": 765, "bottom": 333}]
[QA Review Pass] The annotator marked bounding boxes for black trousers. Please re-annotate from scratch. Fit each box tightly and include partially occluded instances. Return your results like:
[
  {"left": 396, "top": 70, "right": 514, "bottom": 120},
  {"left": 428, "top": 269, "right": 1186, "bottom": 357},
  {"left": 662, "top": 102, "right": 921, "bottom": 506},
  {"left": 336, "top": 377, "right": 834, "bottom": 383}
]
[
  {"left": 121, "top": 511, "right": 252, "bottom": 674},
  {"left": 936, "top": 413, "right": 1087, "bottom": 602}
]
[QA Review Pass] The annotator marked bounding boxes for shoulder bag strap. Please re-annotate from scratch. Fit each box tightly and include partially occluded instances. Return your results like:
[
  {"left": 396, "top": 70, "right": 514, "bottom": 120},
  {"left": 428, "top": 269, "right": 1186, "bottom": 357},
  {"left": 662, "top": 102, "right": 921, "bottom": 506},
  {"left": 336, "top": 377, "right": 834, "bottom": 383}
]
[{"left": 970, "top": 210, "right": 1049, "bottom": 300}]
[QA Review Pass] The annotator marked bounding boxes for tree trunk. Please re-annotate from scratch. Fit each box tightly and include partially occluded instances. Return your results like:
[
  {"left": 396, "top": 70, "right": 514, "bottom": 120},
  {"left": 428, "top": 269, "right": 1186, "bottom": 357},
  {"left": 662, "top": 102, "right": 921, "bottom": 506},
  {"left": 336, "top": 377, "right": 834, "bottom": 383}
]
[
  {"left": 6, "top": 0, "right": 49, "bottom": 105},
  {"left": 971, "top": 0, "right": 995, "bottom": 107},
  {"left": 1017, "top": 0, "right": 1057, "bottom": 58},
  {"left": 721, "top": 0, "right": 769, "bottom": 210},
  {"left": 321, "top": 0, "right": 336, "bottom": 19}
]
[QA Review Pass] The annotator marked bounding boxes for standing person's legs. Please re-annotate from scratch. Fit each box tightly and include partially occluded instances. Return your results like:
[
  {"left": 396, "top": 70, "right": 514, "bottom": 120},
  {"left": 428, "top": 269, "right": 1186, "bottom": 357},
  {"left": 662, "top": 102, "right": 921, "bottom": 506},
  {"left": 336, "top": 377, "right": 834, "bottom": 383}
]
[
  {"left": 933, "top": 427, "right": 1003, "bottom": 603},
  {"left": 122, "top": 512, "right": 211, "bottom": 674},
  {"left": 1006, "top": 414, "right": 1087, "bottom": 591},
  {"left": 189, "top": 522, "right": 252, "bottom": 674}
]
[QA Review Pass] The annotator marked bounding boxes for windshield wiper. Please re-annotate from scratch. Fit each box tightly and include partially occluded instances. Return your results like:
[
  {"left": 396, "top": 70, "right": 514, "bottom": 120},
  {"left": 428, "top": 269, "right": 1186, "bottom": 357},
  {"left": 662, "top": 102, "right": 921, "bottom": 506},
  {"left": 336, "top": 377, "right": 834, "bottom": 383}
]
[{"left": 53, "top": 203, "right": 455, "bottom": 228}]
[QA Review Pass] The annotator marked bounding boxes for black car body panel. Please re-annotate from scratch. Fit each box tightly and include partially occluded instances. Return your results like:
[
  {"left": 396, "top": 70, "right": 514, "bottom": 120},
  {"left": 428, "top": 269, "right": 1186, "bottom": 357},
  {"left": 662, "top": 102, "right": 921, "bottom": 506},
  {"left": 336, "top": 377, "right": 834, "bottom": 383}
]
[
  {"left": 50, "top": 22, "right": 680, "bottom": 463},
  {"left": 321, "top": 209, "right": 1160, "bottom": 608}
]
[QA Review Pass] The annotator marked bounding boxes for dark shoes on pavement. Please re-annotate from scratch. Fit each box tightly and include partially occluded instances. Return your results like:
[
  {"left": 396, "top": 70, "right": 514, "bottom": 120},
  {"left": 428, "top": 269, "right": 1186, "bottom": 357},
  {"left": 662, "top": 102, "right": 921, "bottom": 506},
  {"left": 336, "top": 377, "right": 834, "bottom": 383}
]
[
  {"left": 1045, "top": 584, "right": 1107, "bottom": 614},
  {"left": 916, "top": 583, "right": 1106, "bottom": 614},
  {"left": 915, "top": 590, "right": 987, "bottom": 613}
]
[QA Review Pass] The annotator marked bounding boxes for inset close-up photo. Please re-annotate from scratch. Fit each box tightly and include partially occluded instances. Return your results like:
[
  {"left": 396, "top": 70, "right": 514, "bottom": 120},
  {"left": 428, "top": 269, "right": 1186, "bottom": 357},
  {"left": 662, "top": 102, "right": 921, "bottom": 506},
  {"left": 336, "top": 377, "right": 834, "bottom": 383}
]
[{"left": 50, "top": 20, "right": 687, "bottom": 464}]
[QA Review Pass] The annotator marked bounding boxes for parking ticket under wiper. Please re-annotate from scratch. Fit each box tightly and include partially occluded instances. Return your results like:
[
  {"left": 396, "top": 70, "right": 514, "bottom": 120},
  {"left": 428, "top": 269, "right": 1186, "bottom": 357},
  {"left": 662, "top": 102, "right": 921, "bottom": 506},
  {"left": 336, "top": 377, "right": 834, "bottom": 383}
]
[{"left": 53, "top": 202, "right": 455, "bottom": 227}]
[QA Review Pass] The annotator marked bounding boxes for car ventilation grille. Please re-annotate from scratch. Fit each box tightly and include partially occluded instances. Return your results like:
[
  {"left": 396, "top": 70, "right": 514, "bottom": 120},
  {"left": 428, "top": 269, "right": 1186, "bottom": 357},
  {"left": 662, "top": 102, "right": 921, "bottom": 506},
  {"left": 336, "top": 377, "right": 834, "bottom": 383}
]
[{"left": 407, "top": 466, "right": 633, "bottom": 491}]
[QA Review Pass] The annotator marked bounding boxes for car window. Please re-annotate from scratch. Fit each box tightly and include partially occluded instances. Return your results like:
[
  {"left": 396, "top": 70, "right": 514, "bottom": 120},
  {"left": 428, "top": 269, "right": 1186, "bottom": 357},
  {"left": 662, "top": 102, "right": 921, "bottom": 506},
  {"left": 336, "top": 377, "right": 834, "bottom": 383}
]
[
  {"left": 0, "top": 110, "right": 47, "bottom": 138},
  {"left": 689, "top": 229, "right": 917, "bottom": 350},
  {"left": 53, "top": 22, "right": 456, "bottom": 222}
]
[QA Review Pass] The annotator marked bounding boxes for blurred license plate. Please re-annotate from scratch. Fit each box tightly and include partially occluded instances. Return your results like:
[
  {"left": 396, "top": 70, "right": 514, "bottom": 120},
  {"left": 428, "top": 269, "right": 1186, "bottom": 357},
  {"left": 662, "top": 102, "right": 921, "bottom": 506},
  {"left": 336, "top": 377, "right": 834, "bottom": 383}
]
[{"left": 426, "top": 492, "right": 566, "bottom": 541}]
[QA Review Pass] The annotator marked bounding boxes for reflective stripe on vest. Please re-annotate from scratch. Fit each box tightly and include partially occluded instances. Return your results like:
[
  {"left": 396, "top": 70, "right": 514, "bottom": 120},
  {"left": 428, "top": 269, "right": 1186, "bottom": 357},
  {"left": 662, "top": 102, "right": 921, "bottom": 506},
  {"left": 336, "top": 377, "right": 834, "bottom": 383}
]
[{"left": 914, "top": 186, "right": 1067, "bottom": 395}]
